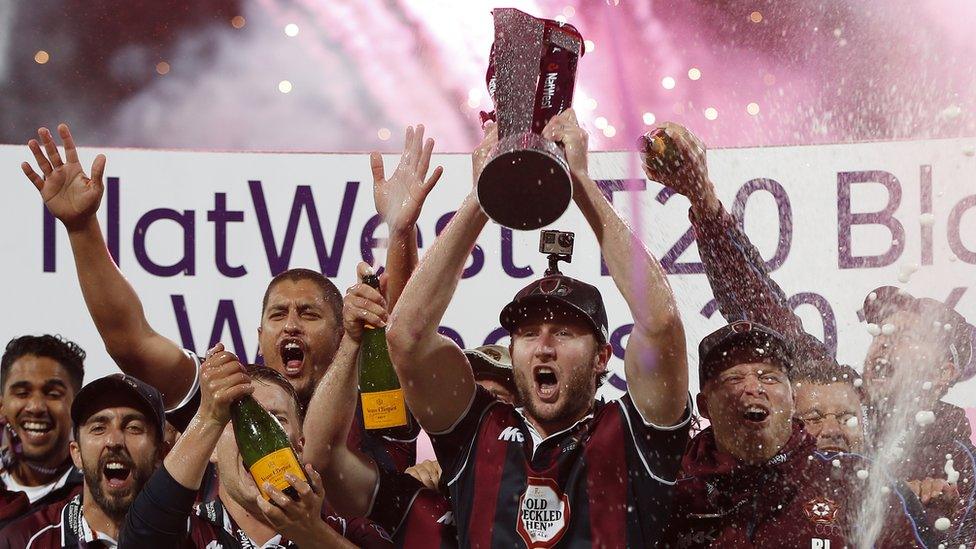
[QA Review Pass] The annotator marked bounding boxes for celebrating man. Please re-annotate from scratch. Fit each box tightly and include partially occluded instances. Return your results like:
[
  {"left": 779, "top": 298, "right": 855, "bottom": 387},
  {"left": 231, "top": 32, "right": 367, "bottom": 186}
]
[
  {"left": 0, "top": 374, "right": 167, "bottom": 548},
  {"left": 384, "top": 110, "right": 691, "bottom": 547},
  {"left": 663, "top": 321, "right": 929, "bottom": 547},
  {"left": 0, "top": 335, "right": 86, "bottom": 525}
]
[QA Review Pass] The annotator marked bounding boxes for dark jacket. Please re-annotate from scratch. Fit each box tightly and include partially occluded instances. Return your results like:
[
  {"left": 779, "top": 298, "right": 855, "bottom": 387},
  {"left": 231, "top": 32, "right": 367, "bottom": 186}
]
[{"left": 661, "top": 420, "right": 931, "bottom": 548}]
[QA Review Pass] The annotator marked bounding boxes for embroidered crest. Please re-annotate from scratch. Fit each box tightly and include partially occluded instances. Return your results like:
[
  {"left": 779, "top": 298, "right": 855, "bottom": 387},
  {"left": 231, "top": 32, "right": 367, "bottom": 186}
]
[
  {"left": 517, "top": 477, "right": 571, "bottom": 548},
  {"left": 803, "top": 497, "right": 839, "bottom": 525}
]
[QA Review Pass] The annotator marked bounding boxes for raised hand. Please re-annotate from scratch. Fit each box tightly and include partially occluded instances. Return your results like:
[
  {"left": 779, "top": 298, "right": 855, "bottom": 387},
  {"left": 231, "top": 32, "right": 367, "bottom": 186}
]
[
  {"left": 198, "top": 343, "right": 253, "bottom": 427},
  {"left": 638, "top": 122, "right": 717, "bottom": 211},
  {"left": 342, "top": 262, "right": 389, "bottom": 344},
  {"left": 542, "top": 108, "right": 589, "bottom": 178},
  {"left": 21, "top": 124, "right": 106, "bottom": 231},
  {"left": 370, "top": 124, "right": 443, "bottom": 232}
]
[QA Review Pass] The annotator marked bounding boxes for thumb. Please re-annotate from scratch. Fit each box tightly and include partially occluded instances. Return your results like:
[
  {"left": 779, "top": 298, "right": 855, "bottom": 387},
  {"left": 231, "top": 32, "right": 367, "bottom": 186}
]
[{"left": 90, "top": 154, "right": 107, "bottom": 187}]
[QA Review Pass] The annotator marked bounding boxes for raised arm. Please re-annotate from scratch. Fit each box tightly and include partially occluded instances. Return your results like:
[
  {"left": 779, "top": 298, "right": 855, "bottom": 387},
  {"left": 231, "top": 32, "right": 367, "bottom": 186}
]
[
  {"left": 545, "top": 110, "right": 688, "bottom": 426},
  {"left": 385, "top": 124, "right": 498, "bottom": 433},
  {"left": 640, "top": 123, "right": 827, "bottom": 361},
  {"left": 121, "top": 344, "right": 252, "bottom": 546},
  {"left": 21, "top": 124, "right": 196, "bottom": 407},
  {"left": 370, "top": 125, "right": 443, "bottom": 308},
  {"left": 303, "top": 263, "right": 388, "bottom": 517}
]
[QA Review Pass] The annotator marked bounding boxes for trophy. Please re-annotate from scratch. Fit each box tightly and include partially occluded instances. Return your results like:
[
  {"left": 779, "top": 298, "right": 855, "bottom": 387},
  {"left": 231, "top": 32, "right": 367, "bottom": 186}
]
[{"left": 477, "top": 8, "right": 584, "bottom": 231}]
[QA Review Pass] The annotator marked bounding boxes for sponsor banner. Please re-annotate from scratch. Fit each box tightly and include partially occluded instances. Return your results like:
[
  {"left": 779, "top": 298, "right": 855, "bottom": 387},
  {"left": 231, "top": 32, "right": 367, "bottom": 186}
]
[{"left": 1, "top": 138, "right": 974, "bottom": 413}]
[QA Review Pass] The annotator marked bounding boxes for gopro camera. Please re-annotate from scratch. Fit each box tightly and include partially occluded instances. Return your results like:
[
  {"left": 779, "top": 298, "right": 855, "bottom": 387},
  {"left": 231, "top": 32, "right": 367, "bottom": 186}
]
[
  {"left": 540, "top": 230, "right": 575, "bottom": 256},
  {"left": 539, "top": 230, "right": 574, "bottom": 275}
]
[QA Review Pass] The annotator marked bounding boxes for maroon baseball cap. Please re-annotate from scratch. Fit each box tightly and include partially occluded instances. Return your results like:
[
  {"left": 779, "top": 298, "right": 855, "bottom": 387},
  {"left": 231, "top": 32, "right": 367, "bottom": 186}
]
[
  {"left": 71, "top": 373, "right": 166, "bottom": 438},
  {"left": 500, "top": 274, "right": 609, "bottom": 343},
  {"left": 862, "top": 286, "right": 975, "bottom": 382},
  {"left": 698, "top": 321, "right": 795, "bottom": 385}
]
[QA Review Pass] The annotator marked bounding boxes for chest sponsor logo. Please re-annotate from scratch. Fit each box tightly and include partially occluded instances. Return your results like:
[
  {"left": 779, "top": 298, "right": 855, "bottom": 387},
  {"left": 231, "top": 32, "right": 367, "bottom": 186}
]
[
  {"left": 517, "top": 477, "right": 571, "bottom": 548},
  {"left": 498, "top": 425, "right": 525, "bottom": 443},
  {"left": 811, "top": 539, "right": 832, "bottom": 548},
  {"left": 803, "top": 497, "right": 839, "bottom": 525}
]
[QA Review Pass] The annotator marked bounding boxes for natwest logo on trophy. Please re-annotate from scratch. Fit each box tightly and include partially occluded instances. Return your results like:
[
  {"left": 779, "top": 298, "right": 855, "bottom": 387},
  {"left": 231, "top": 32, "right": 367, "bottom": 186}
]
[{"left": 517, "top": 477, "right": 571, "bottom": 548}]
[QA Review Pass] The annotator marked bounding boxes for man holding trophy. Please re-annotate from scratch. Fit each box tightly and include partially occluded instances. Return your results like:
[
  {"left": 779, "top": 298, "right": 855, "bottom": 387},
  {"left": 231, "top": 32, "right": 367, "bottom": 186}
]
[{"left": 351, "top": 9, "right": 692, "bottom": 546}]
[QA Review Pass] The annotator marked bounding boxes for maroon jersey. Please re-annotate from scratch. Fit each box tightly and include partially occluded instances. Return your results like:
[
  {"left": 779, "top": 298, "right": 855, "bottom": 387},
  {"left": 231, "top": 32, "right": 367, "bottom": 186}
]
[
  {"left": 0, "top": 494, "right": 111, "bottom": 549},
  {"left": 430, "top": 386, "right": 691, "bottom": 548},
  {"left": 662, "top": 420, "right": 931, "bottom": 548},
  {"left": 369, "top": 465, "right": 457, "bottom": 548}
]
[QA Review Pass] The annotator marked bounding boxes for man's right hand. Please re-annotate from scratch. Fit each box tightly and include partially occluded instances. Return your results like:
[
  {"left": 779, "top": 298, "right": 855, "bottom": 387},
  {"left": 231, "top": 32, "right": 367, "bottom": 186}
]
[
  {"left": 405, "top": 459, "right": 442, "bottom": 491},
  {"left": 342, "top": 262, "right": 389, "bottom": 344},
  {"left": 198, "top": 343, "right": 253, "bottom": 427},
  {"left": 639, "top": 122, "right": 719, "bottom": 213},
  {"left": 21, "top": 123, "right": 106, "bottom": 232}
]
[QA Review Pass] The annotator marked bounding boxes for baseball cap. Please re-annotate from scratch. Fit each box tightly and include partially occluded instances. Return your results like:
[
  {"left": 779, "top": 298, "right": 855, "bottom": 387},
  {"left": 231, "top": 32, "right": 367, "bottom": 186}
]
[
  {"left": 465, "top": 344, "right": 514, "bottom": 386},
  {"left": 698, "top": 321, "right": 795, "bottom": 385},
  {"left": 71, "top": 374, "right": 166, "bottom": 438},
  {"left": 499, "top": 274, "right": 609, "bottom": 343},
  {"left": 862, "top": 286, "right": 975, "bottom": 382}
]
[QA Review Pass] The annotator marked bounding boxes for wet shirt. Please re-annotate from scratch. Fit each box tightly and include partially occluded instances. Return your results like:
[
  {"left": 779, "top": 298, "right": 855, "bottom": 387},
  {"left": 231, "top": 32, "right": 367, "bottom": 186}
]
[
  {"left": 662, "top": 420, "right": 930, "bottom": 548},
  {"left": 431, "top": 386, "right": 691, "bottom": 548},
  {"left": 0, "top": 494, "right": 117, "bottom": 549}
]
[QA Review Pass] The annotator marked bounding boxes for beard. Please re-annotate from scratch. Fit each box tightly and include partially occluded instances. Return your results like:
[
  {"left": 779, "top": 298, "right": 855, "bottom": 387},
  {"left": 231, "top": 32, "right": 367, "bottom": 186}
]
[
  {"left": 514, "top": 356, "right": 598, "bottom": 429},
  {"left": 82, "top": 450, "right": 153, "bottom": 522}
]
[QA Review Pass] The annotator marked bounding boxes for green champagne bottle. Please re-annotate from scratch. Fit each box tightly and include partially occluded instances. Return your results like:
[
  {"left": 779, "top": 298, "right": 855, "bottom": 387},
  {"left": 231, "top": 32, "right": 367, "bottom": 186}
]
[
  {"left": 358, "top": 273, "right": 411, "bottom": 436},
  {"left": 232, "top": 395, "right": 307, "bottom": 500}
]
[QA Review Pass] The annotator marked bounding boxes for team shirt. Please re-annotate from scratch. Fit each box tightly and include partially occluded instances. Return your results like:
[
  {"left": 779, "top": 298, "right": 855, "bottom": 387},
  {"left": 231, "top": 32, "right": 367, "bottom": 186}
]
[{"left": 431, "top": 386, "right": 691, "bottom": 548}]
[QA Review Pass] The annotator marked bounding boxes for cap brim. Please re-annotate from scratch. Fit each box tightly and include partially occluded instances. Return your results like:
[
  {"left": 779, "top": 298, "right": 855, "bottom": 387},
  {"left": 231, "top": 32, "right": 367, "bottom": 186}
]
[
  {"left": 701, "top": 330, "right": 794, "bottom": 375},
  {"left": 500, "top": 295, "right": 605, "bottom": 342}
]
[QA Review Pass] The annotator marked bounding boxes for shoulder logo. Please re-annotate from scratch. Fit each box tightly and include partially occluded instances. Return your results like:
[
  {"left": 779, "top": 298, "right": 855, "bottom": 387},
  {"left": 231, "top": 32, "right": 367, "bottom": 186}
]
[
  {"left": 498, "top": 426, "right": 525, "bottom": 443},
  {"left": 803, "top": 497, "right": 839, "bottom": 525},
  {"left": 517, "top": 477, "right": 571, "bottom": 548}
]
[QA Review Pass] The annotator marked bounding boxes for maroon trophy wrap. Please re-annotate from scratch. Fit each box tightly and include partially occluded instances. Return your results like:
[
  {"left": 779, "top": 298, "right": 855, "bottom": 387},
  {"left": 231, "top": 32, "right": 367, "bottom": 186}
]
[{"left": 477, "top": 8, "right": 584, "bottom": 231}]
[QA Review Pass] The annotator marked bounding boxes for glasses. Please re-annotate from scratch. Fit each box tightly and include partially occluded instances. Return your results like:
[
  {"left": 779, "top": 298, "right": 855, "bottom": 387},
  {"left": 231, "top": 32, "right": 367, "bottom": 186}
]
[{"left": 799, "top": 412, "right": 857, "bottom": 426}]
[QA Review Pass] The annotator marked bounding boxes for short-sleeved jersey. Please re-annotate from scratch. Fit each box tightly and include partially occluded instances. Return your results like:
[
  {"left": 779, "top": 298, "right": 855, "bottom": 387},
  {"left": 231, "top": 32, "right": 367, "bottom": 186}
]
[{"left": 431, "top": 386, "right": 691, "bottom": 548}]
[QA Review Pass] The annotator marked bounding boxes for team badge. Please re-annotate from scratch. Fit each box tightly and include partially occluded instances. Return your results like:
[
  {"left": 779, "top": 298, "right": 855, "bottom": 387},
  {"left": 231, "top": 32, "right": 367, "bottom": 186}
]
[
  {"left": 517, "top": 477, "right": 571, "bottom": 548},
  {"left": 803, "top": 497, "right": 839, "bottom": 524}
]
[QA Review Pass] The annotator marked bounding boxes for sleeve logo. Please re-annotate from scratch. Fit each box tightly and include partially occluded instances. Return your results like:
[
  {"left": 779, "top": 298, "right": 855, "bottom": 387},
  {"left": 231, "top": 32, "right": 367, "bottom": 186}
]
[{"left": 517, "top": 477, "right": 571, "bottom": 548}]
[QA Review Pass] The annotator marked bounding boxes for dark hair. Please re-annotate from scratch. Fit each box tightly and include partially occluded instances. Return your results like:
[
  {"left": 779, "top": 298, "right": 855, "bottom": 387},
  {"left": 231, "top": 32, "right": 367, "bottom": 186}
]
[
  {"left": 791, "top": 360, "right": 861, "bottom": 389},
  {"left": 1, "top": 335, "right": 86, "bottom": 392},
  {"left": 261, "top": 269, "right": 343, "bottom": 328},
  {"left": 245, "top": 364, "right": 306, "bottom": 422}
]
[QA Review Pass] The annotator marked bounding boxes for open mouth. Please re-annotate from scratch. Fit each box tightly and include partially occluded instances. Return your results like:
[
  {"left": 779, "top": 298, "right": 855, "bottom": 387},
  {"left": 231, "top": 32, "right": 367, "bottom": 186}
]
[
  {"left": 742, "top": 405, "right": 770, "bottom": 424},
  {"left": 19, "top": 420, "right": 53, "bottom": 441},
  {"left": 533, "top": 366, "right": 559, "bottom": 403},
  {"left": 279, "top": 339, "right": 305, "bottom": 377},
  {"left": 102, "top": 460, "right": 133, "bottom": 490}
]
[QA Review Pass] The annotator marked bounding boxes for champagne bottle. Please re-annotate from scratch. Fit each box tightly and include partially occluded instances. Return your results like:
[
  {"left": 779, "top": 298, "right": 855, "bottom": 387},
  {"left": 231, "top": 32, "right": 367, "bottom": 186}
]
[
  {"left": 358, "top": 273, "right": 411, "bottom": 436},
  {"left": 232, "top": 395, "right": 306, "bottom": 500}
]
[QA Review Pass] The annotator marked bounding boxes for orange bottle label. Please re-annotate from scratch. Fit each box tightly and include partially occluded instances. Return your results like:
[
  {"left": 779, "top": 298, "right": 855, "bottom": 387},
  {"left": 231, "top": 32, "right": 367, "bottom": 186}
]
[
  {"left": 248, "top": 447, "right": 306, "bottom": 500},
  {"left": 361, "top": 388, "right": 408, "bottom": 429}
]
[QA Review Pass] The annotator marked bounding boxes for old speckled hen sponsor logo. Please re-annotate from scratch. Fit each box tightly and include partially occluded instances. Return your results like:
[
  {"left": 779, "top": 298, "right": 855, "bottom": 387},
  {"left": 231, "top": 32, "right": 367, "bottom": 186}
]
[{"left": 517, "top": 477, "right": 570, "bottom": 548}]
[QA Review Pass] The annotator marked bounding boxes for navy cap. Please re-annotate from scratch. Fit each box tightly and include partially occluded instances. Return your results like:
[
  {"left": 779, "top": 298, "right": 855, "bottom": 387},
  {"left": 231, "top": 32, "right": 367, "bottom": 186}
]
[
  {"left": 500, "top": 274, "right": 609, "bottom": 343},
  {"left": 863, "top": 286, "right": 975, "bottom": 382},
  {"left": 71, "top": 374, "right": 166, "bottom": 438},
  {"left": 698, "top": 321, "right": 794, "bottom": 385}
]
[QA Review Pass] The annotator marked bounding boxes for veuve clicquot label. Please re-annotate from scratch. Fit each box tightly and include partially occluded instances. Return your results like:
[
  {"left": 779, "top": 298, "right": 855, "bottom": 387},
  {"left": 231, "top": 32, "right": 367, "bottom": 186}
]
[
  {"left": 232, "top": 395, "right": 307, "bottom": 500},
  {"left": 359, "top": 273, "right": 409, "bottom": 431},
  {"left": 249, "top": 447, "right": 305, "bottom": 500}
]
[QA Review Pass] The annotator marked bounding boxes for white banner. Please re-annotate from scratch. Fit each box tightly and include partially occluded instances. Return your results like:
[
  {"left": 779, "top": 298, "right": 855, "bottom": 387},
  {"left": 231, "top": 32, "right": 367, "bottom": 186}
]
[{"left": 1, "top": 139, "right": 975, "bottom": 415}]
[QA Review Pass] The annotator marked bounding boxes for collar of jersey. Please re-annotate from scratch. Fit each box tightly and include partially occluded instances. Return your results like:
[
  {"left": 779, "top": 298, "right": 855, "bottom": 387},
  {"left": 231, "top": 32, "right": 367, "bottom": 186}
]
[{"left": 515, "top": 407, "right": 595, "bottom": 459}]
